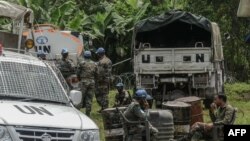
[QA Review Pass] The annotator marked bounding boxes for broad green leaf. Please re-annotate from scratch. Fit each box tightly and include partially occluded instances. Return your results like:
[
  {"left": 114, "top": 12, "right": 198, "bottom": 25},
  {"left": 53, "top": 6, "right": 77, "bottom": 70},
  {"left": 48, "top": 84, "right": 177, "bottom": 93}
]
[
  {"left": 126, "top": 0, "right": 138, "bottom": 9},
  {"left": 134, "top": 2, "right": 149, "bottom": 22},
  {"left": 50, "top": 8, "right": 61, "bottom": 24},
  {"left": 59, "top": 1, "right": 76, "bottom": 16},
  {"left": 116, "top": 47, "right": 127, "bottom": 57}
]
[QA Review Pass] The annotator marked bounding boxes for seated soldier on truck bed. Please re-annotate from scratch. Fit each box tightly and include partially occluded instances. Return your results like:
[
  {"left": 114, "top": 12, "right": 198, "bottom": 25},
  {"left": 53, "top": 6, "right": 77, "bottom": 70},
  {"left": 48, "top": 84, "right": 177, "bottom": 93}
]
[{"left": 181, "top": 94, "right": 235, "bottom": 141}]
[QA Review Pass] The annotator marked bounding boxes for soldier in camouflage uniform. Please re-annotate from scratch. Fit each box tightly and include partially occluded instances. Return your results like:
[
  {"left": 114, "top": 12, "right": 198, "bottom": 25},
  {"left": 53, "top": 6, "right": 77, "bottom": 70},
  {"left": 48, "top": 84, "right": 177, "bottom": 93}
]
[
  {"left": 76, "top": 51, "right": 98, "bottom": 116},
  {"left": 57, "top": 48, "right": 75, "bottom": 89},
  {"left": 182, "top": 94, "right": 235, "bottom": 141},
  {"left": 123, "top": 89, "right": 158, "bottom": 141},
  {"left": 113, "top": 83, "right": 132, "bottom": 107},
  {"left": 95, "top": 47, "right": 112, "bottom": 112}
]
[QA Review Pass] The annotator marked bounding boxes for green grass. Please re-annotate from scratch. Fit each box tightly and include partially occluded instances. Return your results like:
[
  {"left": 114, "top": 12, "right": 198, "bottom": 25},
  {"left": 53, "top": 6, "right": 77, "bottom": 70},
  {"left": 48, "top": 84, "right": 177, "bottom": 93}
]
[
  {"left": 81, "top": 90, "right": 117, "bottom": 140},
  {"left": 83, "top": 83, "right": 250, "bottom": 140}
]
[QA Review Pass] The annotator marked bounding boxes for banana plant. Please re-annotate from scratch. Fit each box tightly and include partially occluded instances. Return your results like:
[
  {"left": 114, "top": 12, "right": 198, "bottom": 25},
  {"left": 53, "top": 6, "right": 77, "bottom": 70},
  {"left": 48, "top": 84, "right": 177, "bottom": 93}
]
[{"left": 17, "top": 0, "right": 77, "bottom": 27}]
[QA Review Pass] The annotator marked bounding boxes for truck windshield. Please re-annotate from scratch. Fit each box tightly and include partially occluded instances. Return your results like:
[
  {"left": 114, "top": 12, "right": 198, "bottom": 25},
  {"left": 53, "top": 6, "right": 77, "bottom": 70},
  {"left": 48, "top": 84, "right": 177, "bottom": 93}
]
[{"left": 0, "top": 61, "right": 69, "bottom": 104}]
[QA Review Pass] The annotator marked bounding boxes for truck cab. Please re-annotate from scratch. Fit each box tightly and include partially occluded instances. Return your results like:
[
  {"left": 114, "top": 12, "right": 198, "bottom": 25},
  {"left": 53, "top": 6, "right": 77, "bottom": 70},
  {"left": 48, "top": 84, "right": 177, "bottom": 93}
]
[
  {"left": 0, "top": 50, "right": 100, "bottom": 141},
  {"left": 132, "top": 10, "right": 224, "bottom": 107}
]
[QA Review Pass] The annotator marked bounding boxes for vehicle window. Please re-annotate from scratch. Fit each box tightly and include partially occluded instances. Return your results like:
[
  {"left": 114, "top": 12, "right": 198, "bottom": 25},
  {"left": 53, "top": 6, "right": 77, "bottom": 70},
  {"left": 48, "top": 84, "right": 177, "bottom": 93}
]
[{"left": 0, "top": 61, "right": 69, "bottom": 104}]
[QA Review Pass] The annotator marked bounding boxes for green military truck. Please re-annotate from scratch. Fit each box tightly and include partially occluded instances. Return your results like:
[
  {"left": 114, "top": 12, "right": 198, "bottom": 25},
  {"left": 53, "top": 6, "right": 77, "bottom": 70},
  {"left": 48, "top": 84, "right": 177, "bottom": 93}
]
[{"left": 132, "top": 10, "right": 224, "bottom": 108}]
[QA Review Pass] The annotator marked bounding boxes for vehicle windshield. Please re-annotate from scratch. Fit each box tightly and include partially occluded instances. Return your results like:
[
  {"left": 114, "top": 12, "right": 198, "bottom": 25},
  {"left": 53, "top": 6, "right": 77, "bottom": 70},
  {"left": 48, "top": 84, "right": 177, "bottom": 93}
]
[{"left": 0, "top": 61, "right": 69, "bottom": 104}]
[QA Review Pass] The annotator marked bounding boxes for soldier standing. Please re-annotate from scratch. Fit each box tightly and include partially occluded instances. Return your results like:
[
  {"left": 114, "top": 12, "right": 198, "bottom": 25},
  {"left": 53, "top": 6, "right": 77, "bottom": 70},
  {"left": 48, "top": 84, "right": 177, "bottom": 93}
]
[
  {"left": 57, "top": 48, "right": 75, "bottom": 89},
  {"left": 123, "top": 89, "right": 158, "bottom": 141},
  {"left": 76, "top": 51, "right": 98, "bottom": 116},
  {"left": 113, "top": 83, "right": 132, "bottom": 107},
  {"left": 95, "top": 47, "right": 112, "bottom": 112}
]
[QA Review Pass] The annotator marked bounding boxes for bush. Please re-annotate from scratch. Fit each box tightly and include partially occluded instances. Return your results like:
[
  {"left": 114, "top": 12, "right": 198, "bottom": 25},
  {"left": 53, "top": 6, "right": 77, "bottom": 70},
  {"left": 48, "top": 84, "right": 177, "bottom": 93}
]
[{"left": 225, "top": 83, "right": 250, "bottom": 99}]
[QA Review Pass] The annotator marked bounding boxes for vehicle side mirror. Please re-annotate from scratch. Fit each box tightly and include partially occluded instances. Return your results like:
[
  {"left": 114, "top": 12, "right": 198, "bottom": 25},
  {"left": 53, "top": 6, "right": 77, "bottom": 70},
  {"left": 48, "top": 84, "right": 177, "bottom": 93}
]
[{"left": 69, "top": 90, "right": 82, "bottom": 106}]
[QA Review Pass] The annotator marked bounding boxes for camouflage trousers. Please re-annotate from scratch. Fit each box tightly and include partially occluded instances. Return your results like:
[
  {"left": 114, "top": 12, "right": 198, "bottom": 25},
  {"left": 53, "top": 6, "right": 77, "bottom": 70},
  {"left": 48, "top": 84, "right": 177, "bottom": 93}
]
[
  {"left": 95, "top": 84, "right": 109, "bottom": 110},
  {"left": 80, "top": 81, "right": 95, "bottom": 116},
  {"left": 190, "top": 122, "right": 213, "bottom": 141}
]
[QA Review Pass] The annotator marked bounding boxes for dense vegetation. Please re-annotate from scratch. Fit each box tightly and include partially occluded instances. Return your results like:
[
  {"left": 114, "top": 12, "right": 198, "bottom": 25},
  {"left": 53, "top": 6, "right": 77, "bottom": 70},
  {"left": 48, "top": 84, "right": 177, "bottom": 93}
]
[{"left": 1, "top": 0, "right": 250, "bottom": 81}]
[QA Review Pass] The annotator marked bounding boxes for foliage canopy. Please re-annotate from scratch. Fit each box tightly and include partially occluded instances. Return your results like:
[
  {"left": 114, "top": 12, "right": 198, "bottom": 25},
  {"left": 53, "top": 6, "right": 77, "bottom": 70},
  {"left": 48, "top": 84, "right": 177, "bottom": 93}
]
[{"left": 1, "top": 0, "right": 250, "bottom": 80}]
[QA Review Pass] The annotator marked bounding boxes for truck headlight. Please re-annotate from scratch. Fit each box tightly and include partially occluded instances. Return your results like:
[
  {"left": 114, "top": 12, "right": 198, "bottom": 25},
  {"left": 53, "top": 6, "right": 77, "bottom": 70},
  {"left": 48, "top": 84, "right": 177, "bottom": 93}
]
[
  {"left": 80, "top": 130, "right": 100, "bottom": 141},
  {"left": 0, "top": 126, "right": 12, "bottom": 141}
]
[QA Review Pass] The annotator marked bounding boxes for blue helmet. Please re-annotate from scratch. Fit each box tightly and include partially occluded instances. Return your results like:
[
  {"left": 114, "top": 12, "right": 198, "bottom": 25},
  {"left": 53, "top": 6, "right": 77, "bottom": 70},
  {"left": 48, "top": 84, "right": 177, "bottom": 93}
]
[
  {"left": 96, "top": 47, "right": 105, "bottom": 54},
  {"left": 135, "top": 89, "right": 147, "bottom": 99},
  {"left": 146, "top": 94, "right": 153, "bottom": 100},
  {"left": 61, "top": 48, "right": 68, "bottom": 55},
  {"left": 84, "top": 51, "right": 92, "bottom": 58}
]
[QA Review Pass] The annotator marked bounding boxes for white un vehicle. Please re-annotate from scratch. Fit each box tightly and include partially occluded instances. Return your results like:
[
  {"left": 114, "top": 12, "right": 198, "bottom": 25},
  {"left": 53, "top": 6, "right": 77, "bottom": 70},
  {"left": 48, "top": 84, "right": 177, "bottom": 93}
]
[
  {"left": 0, "top": 1, "right": 100, "bottom": 141},
  {"left": 0, "top": 50, "right": 100, "bottom": 141}
]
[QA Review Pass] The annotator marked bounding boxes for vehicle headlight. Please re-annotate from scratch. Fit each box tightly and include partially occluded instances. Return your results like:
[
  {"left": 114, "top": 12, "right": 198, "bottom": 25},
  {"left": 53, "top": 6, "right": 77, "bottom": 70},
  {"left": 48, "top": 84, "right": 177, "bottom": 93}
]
[
  {"left": 80, "top": 130, "right": 100, "bottom": 141},
  {"left": 0, "top": 126, "right": 12, "bottom": 141}
]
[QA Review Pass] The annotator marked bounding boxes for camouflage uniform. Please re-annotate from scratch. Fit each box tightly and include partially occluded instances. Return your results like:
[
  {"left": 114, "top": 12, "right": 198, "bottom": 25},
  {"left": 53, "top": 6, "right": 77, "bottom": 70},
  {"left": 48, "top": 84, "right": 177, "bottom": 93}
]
[
  {"left": 123, "top": 100, "right": 158, "bottom": 141},
  {"left": 95, "top": 55, "right": 112, "bottom": 110},
  {"left": 114, "top": 90, "right": 132, "bottom": 107},
  {"left": 76, "top": 59, "right": 98, "bottom": 116},
  {"left": 190, "top": 104, "right": 234, "bottom": 141},
  {"left": 57, "top": 58, "right": 75, "bottom": 79}
]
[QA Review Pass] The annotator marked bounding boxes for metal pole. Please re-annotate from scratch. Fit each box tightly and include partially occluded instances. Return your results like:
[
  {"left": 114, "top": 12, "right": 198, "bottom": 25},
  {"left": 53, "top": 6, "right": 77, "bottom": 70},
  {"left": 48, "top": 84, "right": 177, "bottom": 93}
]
[
  {"left": 145, "top": 110, "right": 150, "bottom": 141},
  {"left": 17, "top": 16, "right": 24, "bottom": 53},
  {"left": 112, "top": 58, "right": 132, "bottom": 67}
]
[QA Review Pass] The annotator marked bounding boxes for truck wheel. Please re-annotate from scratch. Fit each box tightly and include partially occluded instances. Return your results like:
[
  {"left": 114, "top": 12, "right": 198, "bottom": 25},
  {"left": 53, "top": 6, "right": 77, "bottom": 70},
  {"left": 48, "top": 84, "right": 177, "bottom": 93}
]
[{"left": 203, "top": 98, "right": 213, "bottom": 109}]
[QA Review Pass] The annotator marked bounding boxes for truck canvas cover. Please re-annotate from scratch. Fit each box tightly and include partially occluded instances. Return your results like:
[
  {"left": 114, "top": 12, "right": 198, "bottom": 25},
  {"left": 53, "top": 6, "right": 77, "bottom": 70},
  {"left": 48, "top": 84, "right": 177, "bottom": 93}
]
[
  {"left": 134, "top": 10, "right": 211, "bottom": 33},
  {"left": 0, "top": 1, "right": 33, "bottom": 20},
  {"left": 135, "top": 10, "right": 211, "bottom": 32},
  {"left": 134, "top": 10, "right": 223, "bottom": 61}
]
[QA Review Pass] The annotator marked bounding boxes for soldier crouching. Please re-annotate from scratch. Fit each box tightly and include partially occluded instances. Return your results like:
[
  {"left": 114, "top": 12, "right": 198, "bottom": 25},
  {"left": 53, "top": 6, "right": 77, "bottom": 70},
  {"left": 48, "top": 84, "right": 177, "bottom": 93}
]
[
  {"left": 123, "top": 89, "right": 158, "bottom": 141},
  {"left": 113, "top": 82, "right": 132, "bottom": 107}
]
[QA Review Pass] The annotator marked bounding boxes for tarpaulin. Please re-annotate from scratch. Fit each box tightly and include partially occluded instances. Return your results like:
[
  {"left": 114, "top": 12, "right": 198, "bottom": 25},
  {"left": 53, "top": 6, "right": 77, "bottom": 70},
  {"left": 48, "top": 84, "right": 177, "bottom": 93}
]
[{"left": 134, "top": 10, "right": 211, "bottom": 33}]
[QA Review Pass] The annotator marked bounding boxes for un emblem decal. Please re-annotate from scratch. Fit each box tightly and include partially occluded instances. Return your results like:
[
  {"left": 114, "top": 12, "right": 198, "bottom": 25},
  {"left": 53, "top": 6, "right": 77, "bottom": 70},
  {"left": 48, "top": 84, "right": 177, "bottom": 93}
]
[{"left": 41, "top": 133, "right": 52, "bottom": 141}]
